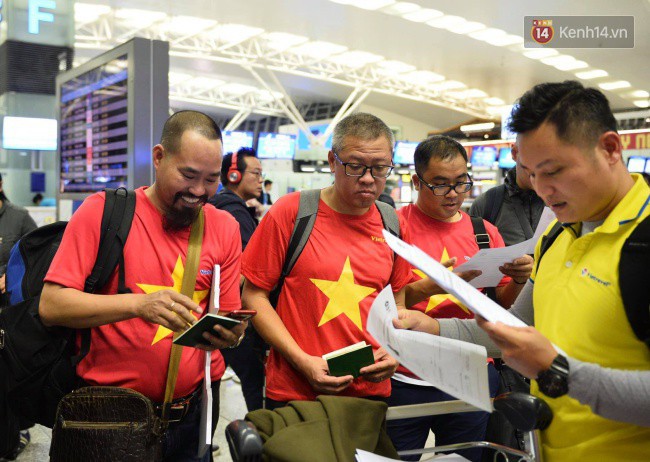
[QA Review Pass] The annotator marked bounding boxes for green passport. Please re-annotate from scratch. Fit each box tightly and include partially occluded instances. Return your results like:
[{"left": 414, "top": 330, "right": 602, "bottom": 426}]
[
  {"left": 323, "top": 341, "right": 375, "bottom": 378},
  {"left": 173, "top": 313, "right": 240, "bottom": 347}
]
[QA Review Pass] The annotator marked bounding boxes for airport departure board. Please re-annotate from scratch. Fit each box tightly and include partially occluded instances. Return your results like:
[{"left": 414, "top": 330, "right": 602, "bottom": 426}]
[{"left": 59, "top": 56, "right": 129, "bottom": 193}]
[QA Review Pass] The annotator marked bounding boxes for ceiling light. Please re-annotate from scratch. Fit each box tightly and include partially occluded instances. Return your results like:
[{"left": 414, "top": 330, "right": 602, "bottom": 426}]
[
  {"left": 627, "top": 90, "right": 650, "bottom": 98},
  {"left": 633, "top": 100, "right": 650, "bottom": 108},
  {"left": 598, "top": 80, "right": 631, "bottom": 91},
  {"left": 523, "top": 49, "right": 559, "bottom": 59},
  {"left": 448, "top": 89, "right": 488, "bottom": 99},
  {"left": 188, "top": 77, "right": 225, "bottom": 89},
  {"left": 484, "top": 97, "right": 505, "bottom": 106},
  {"left": 426, "top": 15, "right": 466, "bottom": 30},
  {"left": 290, "top": 41, "right": 348, "bottom": 58},
  {"left": 75, "top": 3, "right": 111, "bottom": 23},
  {"left": 262, "top": 32, "right": 308, "bottom": 50},
  {"left": 300, "top": 166, "right": 316, "bottom": 172},
  {"left": 375, "top": 60, "right": 416, "bottom": 75},
  {"left": 460, "top": 122, "right": 495, "bottom": 133},
  {"left": 575, "top": 69, "right": 609, "bottom": 79},
  {"left": 329, "top": 50, "right": 384, "bottom": 68},
  {"left": 346, "top": 0, "right": 396, "bottom": 10},
  {"left": 447, "top": 21, "right": 486, "bottom": 35},
  {"left": 428, "top": 80, "right": 467, "bottom": 91},
  {"left": 469, "top": 28, "right": 505, "bottom": 42},
  {"left": 162, "top": 16, "right": 216, "bottom": 34},
  {"left": 220, "top": 83, "right": 258, "bottom": 96},
  {"left": 399, "top": 70, "right": 445, "bottom": 85},
  {"left": 168, "top": 72, "right": 192, "bottom": 85},
  {"left": 403, "top": 8, "right": 443, "bottom": 22},
  {"left": 208, "top": 24, "right": 264, "bottom": 43},
  {"left": 554, "top": 60, "right": 588, "bottom": 71},
  {"left": 380, "top": 2, "right": 420, "bottom": 15},
  {"left": 486, "top": 34, "right": 524, "bottom": 47},
  {"left": 540, "top": 55, "right": 576, "bottom": 67},
  {"left": 114, "top": 9, "right": 167, "bottom": 26}
]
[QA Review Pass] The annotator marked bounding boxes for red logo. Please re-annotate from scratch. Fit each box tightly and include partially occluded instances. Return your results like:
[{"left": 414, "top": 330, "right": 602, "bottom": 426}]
[{"left": 531, "top": 19, "right": 554, "bottom": 45}]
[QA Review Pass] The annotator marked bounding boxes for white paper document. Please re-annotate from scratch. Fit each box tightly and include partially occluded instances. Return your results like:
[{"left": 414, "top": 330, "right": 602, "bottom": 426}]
[
  {"left": 452, "top": 207, "right": 556, "bottom": 288},
  {"left": 198, "top": 265, "right": 220, "bottom": 457},
  {"left": 367, "top": 286, "right": 492, "bottom": 412},
  {"left": 382, "top": 230, "right": 526, "bottom": 328},
  {"left": 356, "top": 449, "right": 470, "bottom": 462}
]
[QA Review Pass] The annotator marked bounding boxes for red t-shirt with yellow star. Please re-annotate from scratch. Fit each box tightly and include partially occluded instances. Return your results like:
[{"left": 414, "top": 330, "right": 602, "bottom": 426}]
[
  {"left": 398, "top": 204, "right": 509, "bottom": 320},
  {"left": 44, "top": 187, "right": 242, "bottom": 402},
  {"left": 242, "top": 191, "right": 412, "bottom": 402}
]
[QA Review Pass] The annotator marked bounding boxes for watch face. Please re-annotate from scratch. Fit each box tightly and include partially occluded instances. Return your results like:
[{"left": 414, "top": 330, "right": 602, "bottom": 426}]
[{"left": 539, "top": 372, "right": 569, "bottom": 398}]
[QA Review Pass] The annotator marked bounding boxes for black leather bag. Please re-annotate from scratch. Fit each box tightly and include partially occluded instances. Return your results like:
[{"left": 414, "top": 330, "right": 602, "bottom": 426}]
[{"left": 50, "top": 387, "right": 164, "bottom": 462}]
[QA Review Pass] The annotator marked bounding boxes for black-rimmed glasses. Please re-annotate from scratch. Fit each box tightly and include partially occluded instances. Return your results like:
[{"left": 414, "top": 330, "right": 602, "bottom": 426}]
[
  {"left": 332, "top": 151, "right": 394, "bottom": 179},
  {"left": 418, "top": 175, "right": 473, "bottom": 196}
]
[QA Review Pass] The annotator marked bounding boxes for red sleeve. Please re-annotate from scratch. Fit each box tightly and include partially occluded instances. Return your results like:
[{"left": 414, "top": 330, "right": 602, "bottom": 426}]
[
  {"left": 215, "top": 218, "right": 242, "bottom": 312},
  {"left": 485, "top": 220, "right": 512, "bottom": 288},
  {"left": 241, "top": 193, "right": 298, "bottom": 291},
  {"left": 44, "top": 193, "right": 105, "bottom": 290},
  {"left": 388, "top": 212, "right": 413, "bottom": 293}
]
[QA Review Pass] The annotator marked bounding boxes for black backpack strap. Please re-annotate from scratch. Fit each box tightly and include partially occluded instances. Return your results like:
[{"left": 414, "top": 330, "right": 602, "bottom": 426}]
[
  {"left": 483, "top": 185, "right": 505, "bottom": 225},
  {"left": 534, "top": 221, "right": 564, "bottom": 275},
  {"left": 470, "top": 216, "right": 491, "bottom": 249},
  {"left": 619, "top": 214, "right": 650, "bottom": 348},
  {"left": 470, "top": 216, "right": 497, "bottom": 300},
  {"left": 375, "top": 200, "right": 400, "bottom": 238},
  {"left": 75, "top": 188, "right": 136, "bottom": 364},
  {"left": 269, "top": 189, "right": 320, "bottom": 307}
]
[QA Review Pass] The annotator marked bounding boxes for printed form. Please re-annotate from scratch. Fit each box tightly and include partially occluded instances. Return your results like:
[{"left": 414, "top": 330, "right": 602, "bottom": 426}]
[
  {"left": 367, "top": 286, "right": 492, "bottom": 412},
  {"left": 452, "top": 207, "right": 556, "bottom": 288}
]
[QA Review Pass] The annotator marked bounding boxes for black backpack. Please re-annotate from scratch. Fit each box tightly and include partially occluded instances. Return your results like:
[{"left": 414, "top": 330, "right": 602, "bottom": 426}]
[
  {"left": 537, "top": 216, "right": 650, "bottom": 348},
  {"left": 0, "top": 188, "right": 136, "bottom": 428}
]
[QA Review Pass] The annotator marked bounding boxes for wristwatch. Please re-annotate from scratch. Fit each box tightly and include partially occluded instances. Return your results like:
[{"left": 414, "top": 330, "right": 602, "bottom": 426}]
[{"left": 536, "top": 354, "right": 570, "bottom": 398}]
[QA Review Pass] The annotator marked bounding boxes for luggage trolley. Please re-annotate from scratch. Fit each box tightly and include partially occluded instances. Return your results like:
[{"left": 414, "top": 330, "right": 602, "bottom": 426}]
[{"left": 225, "top": 392, "right": 553, "bottom": 462}]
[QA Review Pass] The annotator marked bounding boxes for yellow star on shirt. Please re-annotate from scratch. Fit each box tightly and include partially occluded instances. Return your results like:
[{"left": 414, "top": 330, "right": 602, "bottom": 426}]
[
  {"left": 136, "top": 255, "right": 209, "bottom": 345},
  {"left": 414, "top": 247, "right": 471, "bottom": 315},
  {"left": 310, "top": 256, "right": 376, "bottom": 332}
]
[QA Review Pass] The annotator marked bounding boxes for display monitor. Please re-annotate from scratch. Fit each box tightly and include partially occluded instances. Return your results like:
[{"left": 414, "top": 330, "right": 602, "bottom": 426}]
[
  {"left": 56, "top": 37, "right": 169, "bottom": 200},
  {"left": 393, "top": 141, "right": 418, "bottom": 165},
  {"left": 498, "top": 147, "right": 516, "bottom": 169},
  {"left": 222, "top": 130, "right": 254, "bottom": 155},
  {"left": 257, "top": 133, "right": 296, "bottom": 159},
  {"left": 470, "top": 146, "right": 497, "bottom": 168},
  {"left": 297, "top": 123, "right": 333, "bottom": 150},
  {"left": 2, "top": 116, "right": 58, "bottom": 150},
  {"left": 627, "top": 156, "right": 647, "bottom": 173}
]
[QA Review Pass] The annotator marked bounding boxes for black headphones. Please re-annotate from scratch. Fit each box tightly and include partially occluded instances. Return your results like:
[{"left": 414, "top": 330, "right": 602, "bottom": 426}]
[{"left": 227, "top": 151, "right": 242, "bottom": 184}]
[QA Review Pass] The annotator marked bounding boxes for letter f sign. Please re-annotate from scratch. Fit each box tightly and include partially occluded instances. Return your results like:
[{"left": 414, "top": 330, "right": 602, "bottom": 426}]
[{"left": 28, "top": 0, "right": 56, "bottom": 34}]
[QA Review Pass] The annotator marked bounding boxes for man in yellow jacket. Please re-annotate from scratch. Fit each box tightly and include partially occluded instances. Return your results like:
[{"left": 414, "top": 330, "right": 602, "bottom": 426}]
[{"left": 396, "top": 80, "right": 650, "bottom": 461}]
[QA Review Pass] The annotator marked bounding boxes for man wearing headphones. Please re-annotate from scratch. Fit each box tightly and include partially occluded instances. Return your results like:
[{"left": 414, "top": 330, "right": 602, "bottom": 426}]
[{"left": 209, "top": 146, "right": 265, "bottom": 409}]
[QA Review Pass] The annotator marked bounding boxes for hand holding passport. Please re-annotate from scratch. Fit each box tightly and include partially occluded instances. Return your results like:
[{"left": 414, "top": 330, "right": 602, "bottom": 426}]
[{"left": 323, "top": 341, "right": 375, "bottom": 378}]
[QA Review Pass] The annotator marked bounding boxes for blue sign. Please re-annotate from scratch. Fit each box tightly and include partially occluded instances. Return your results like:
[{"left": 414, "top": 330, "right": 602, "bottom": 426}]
[
  {"left": 28, "top": 0, "right": 56, "bottom": 34},
  {"left": 0, "top": 0, "right": 4, "bottom": 24}
]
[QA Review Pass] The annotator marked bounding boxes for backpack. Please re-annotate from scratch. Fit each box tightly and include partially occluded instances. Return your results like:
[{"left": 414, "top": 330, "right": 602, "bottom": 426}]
[
  {"left": 268, "top": 189, "right": 400, "bottom": 307},
  {"left": 481, "top": 185, "right": 506, "bottom": 226},
  {"left": 0, "top": 188, "right": 136, "bottom": 428},
  {"left": 537, "top": 216, "right": 650, "bottom": 348}
]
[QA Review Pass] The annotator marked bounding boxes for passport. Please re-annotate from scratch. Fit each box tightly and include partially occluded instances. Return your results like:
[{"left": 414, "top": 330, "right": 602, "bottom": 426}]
[
  {"left": 173, "top": 314, "right": 240, "bottom": 347},
  {"left": 323, "top": 341, "right": 375, "bottom": 378}
]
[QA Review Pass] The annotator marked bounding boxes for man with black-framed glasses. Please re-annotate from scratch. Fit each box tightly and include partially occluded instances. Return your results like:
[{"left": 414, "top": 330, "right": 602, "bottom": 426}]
[
  {"left": 387, "top": 135, "right": 534, "bottom": 462},
  {"left": 241, "top": 113, "right": 412, "bottom": 411}
]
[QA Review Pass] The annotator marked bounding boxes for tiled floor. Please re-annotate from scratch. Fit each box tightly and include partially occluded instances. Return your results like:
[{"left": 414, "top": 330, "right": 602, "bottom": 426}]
[{"left": 16, "top": 375, "right": 249, "bottom": 462}]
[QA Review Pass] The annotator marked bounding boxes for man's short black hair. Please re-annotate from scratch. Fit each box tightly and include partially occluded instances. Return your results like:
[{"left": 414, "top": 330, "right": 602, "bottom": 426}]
[
  {"left": 160, "top": 110, "right": 222, "bottom": 153},
  {"left": 414, "top": 135, "right": 468, "bottom": 177},
  {"left": 264, "top": 179, "right": 273, "bottom": 187},
  {"left": 221, "top": 147, "right": 258, "bottom": 187},
  {"left": 508, "top": 80, "right": 617, "bottom": 147}
]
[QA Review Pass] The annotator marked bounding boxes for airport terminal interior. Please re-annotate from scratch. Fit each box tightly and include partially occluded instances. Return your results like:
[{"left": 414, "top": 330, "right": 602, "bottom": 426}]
[{"left": 1, "top": 0, "right": 649, "bottom": 461}]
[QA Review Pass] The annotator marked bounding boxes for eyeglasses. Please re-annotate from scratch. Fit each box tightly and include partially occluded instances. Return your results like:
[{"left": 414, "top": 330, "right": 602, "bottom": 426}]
[
  {"left": 332, "top": 151, "right": 394, "bottom": 179},
  {"left": 418, "top": 175, "right": 473, "bottom": 196},
  {"left": 245, "top": 170, "right": 266, "bottom": 180}
]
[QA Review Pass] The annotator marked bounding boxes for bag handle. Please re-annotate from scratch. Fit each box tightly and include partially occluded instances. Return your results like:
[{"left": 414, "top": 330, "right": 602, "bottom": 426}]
[{"left": 161, "top": 208, "right": 205, "bottom": 421}]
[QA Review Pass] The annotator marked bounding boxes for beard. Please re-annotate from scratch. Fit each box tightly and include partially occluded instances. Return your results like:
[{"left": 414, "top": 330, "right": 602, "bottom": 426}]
[{"left": 162, "top": 191, "right": 208, "bottom": 231}]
